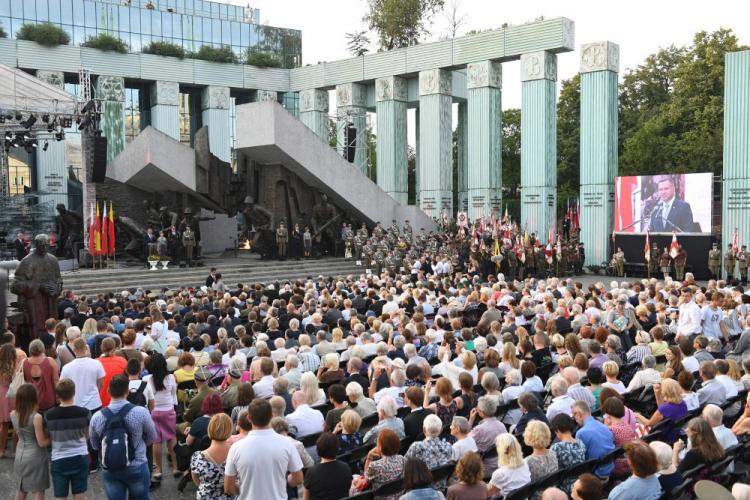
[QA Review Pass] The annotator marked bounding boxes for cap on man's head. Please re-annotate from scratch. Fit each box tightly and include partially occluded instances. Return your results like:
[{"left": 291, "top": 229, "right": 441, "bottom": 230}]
[
  {"left": 229, "top": 368, "right": 242, "bottom": 379},
  {"left": 194, "top": 367, "right": 211, "bottom": 382}
]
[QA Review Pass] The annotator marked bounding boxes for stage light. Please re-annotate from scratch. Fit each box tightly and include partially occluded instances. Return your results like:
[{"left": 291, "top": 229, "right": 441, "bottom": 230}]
[
  {"left": 81, "top": 99, "right": 96, "bottom": 114},
  {"left": 4, "top": 132, "right": 11, "bottom": 140},
  {"left": 55, "top": 131, "right": 65, "bottom": 141},
  {"left": 21, "top": 114, "right": 37, "bottom": 128},
  {"left": 42, "top": 114, "right": 50, "bottom": 123},
  {"left": 14, "top": 112, "right": 22, "bottom": 120},
  {"left": 62, "top": 118, "right": 73, "bottom": 128},
  {"left": 43, "top": 141, "right": 49, "bottom": 151}
]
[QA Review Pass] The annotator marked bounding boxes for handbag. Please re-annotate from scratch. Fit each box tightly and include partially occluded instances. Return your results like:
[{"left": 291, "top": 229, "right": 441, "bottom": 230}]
[{"left": 7, "top": 366, "right": 24, "bottom": 398}]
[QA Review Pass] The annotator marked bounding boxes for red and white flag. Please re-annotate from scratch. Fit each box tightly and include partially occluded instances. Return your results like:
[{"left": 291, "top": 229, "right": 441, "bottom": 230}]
[
  {"left": 669, "top": 232, "right": 680, "bottom": 259},
  {"left": 87, "top": 203, "right": 95, "bottom": 256},
  {"left": 644, "top": 231, "right": 651, "bottom": 262},
  {"left": 545, "top": 241, "right": 553, "bottom": 264},
  {"left": 732, "top": 228, "right": 740, "bottom": 253},
  {"left": 101, "top": 202, "right": 109, "bottom": 257},
  {"left": 556, "top": 235, "right": 562, "bottom": 259}
]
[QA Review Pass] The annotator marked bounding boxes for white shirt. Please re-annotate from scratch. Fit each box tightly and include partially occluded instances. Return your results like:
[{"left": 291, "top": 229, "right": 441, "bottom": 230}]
[
  {"left": 452, "top": 436, "right": 478, "bottom": 461},
  {"left": 225, "top": 428, "right": 303, "bottom": 500},
  {"left": 374, "top": 386, "right": 405, "bottom": 407},
  {"left": 677, "top": 301, "right": 702, "bottom": 338},
  {"left": 127, "top": 379, "right": 155, "bottom": 405},
  {"left": 252, "top": 375, "right": 276, "bottom": 400},
  {"left": 286, "top": 404, "right": 324, "bottom": 438},
  {"left": 717, "top": 374, "right": 739, "bottom": 399},
  {"left": 133, "top": 332, "right": 146, "bottom": 350},
  {"left": 144, "top": 373, "right": 178, "bottom": 411},
  {"left": 682, "top": 356, "right": 700, "bottom": 373},
  {"left": 602, "top": 381, "right": 627, "bottom": 394},
  {"left": 626, "top": 368, "right": 662, "bottom": 392},
  {"left": 60, "top": 357, "right": 106, "bottom": 410},
  {"left": 546, "top": 394, "right": 574, "bottom": 422}
]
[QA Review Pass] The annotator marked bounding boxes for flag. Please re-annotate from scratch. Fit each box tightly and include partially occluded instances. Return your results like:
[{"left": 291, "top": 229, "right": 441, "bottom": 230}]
[
  {"left": 548, "top": 224, "right": 555, "bottom": 245},
  {"left": 87, "top": 203, "right": 95, "bottom": 256},
  {"left": 615, "top": 176, "right": 638, "bottom": 231},
  {"left": 95, "top": 202, "right": 102, "bottom": 256},
  {"left": 101, "top": 202, "right": 108, "bottom": 257},
  {"left": 503, "top": 206, "right": 509, "bottom": 223},
  {"left": 732, "top": 228, "right": 740, "bottom": 253},
  {"left": 556, "top": 235, "right": 562, "bottom": 259},
  {"left": 669, "top": 232, "right": 679, "bottom": 259},
  {"left": 644, "top": 231, "right": 651, "bottom": 262},
  {"left": 108, "top": 201, "right": 116, "bottom": 256},
  {"left": 493, "top": 238, "right": 501, "bottom": 269},
  {"left": 545, "top": 242, "right": 554, "bottom": 264},
  {"left": 575, "top": 198, "right": 581, "bottom": 230}
]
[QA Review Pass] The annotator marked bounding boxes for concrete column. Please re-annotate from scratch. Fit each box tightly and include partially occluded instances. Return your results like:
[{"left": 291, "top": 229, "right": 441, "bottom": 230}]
[
  {"left": 336, "top": 83, "right": 368, "bottom": 175},
  {"left": 580, "top": 42, "right": 619, "bottom": 266},
  {"left": 375, "top": 76, "right": 408, "bottom": 204},
  {"left": 467, "top": 61, "right": 502, "bottom": 220},
  {"left": 723, "top": 49, "right": 750, "bottom": 279},
  {"left": 95, "top": 75, "right": 126, "bottom": 163},
  {"left": 415, "top": 108, "right": 420, "bottom": 206},
  {"left": 457, "top": 102, "right": 468, "bottom": 213},
  {"left": 299, "top": 89, "right": 329, "bottom": 140},
  {"left": 201, "top": 86, "right": 231, "bottom": 163},
  {"left": 418, "top": 69, "right": 453, "bottom": 218},
  {"left": 150, "top": 81, "right": 180, "bottom": 141},
  {"left": 35, "top": 70, "right": 67, "bottom": 214},
  {"left": 255, "top": 90, "right": 278, "bottom": 102},
  {"left": 520, "top": 51, "right": 557, "bottom": 240}
]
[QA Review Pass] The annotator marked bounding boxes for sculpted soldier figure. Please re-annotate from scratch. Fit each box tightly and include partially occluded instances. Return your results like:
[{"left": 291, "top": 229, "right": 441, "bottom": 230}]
[
  {"left": 311, "top": 194, "right": 338, "bottom": 256},
  {"left": 708, "top": 243, "right": 721, "bottom": 280},
  {"left": 143, "top": 200, "right": 161, "bottom": 229},
  {"left": 674, "top": 245, "right": 688, "bottom": 281},
  {"left": 55, "top": 204, "right": 83, "bottom": 258},
  {"left": 725, "top": 244, "right": 736, "bottom": 282},
  {"left": 276, "top": 221, "right": 288, "bottom": 259},
  {"left": 11, "top": 234, "right": 63, "bottom": 340},
  {"left": 242, "top": 196, "right": 274, "bottom": 251},
  {"left": 738, "top": 245, "right": 749, "bottom": 285},
  {"left": 159, "top": 206, "right": 178, "bottom": 232}
]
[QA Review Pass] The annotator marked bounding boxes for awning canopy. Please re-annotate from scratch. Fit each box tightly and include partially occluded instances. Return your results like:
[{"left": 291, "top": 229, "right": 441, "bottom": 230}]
[{"left": 0, "top": 63, "right": 78, "bottom": 117}]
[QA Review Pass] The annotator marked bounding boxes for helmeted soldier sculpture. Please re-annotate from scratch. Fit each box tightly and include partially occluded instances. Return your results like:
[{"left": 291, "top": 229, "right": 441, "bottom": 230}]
[
  {"left": 311, "top": 193, "right": 338, "bottom": 256},
  {"left": 55, "top": 203, "right": 83, "bottom": 258},
  {"left": 241, "top": 196, "right": 275, "bottom": 258}
]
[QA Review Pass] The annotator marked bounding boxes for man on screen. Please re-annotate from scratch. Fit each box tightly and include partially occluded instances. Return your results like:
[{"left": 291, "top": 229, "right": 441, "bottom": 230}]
[{"left": 648, "top": 177, "right": 695, "bottom": 233}]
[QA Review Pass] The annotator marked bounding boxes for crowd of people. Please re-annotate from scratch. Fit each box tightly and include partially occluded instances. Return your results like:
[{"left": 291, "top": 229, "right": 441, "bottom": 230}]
[{"left": 2, "top": 221, "right": 750, "bottom": 500}]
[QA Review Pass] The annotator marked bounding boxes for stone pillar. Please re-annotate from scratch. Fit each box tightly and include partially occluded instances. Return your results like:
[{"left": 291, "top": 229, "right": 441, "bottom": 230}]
[
  {"left": 415, "top": 108, "right": 420, "bottom": 206},
  {"left": 299, "top": 89, "right": 329, "bottom": 140},
  {"left": 580, "top": 42, "right": 619, "bottom": 266},
  {"left": 723, "top": 49, "right": 750, "bottom": 279},
  {"left": 457, "top": 102, "right": 468, "bottom": 213},
  {"left": 95, "top": 75, "right": 126, "bottom": 163},
  {"left": 467, "top": 61, "right": 502, "bottom": 220},
  {"left": 520, "top": 51, "right": 557, "bottom": 240},
  {"left": 418, "top": 69, "right": 453, "bottom": 218},
  {"left": 201, "top": 86, "right": 231, "bottom": 163},
  {"left": 35, "top": 70, "right": 67, "bottom": 214},
  {"left": 375, "top": 76, "right": 408, "bottom": 204},
  {"left": 336, "top": 83, "right": 368, "bottom": 175},
  {"left": 255, "top": 90, "right": 278, "bottom": 102},
  {"left": 150, "top": 81, "right": 180, "bottom": 141}
]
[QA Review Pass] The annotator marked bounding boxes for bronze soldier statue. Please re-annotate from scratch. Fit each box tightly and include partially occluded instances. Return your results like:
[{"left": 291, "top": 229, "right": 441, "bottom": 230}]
[
  {"left": 55, "top": 204, "right": 83, "bottom": 258},
  {"left": 242, "top": 196, "right": 274, "bottom": 257},
  {"left": 311, "top": 194, "right": 338, "bottom": 256}
]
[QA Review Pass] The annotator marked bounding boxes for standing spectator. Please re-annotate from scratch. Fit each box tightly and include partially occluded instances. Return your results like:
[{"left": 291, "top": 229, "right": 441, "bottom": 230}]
[
  {"left": 60, "top": 338, "right": 105, "bottom": 411},
  {"left": 224, "top": 399, "right": 304, "bottom": 500},
  {"left": 190, "top": 413, "right": 236, "bottom": 500},
  {"left": 45, "top": 379, "right": 90, "bottom": 500},
  {"left": 488, "top": 434, "right": 531, "bottom": 497},
  {"left": 11, "top": 384, "right": 50, "bottom": 500},
  {"left": 302, "top": 432, "right": 352, "bottom": 500},
  {"left": 0, "top": 343, "right": 19, "bottom": 458},
  {"left": 56, "top": 326, "right": 81, "bottom": 368},
  {"left": 22, "top": 338, "right": 59, "bottom": 412},
  {"left": 89, "top": 375, "right": 156, "bottom": 498},
  {"left": 97, "top": 338, "right": 127, "bottom": 407},
  {"left": 676, "top": 288, "right": 702, "bottom": 340},
  {"left": 145, "top": 353, "right": 178, "bottom": 481},
  {"left": 364, "top": 428, "right": 406, "bottom": 499},
  {"left": 607, "top": 441, "right": 662, "bottom": 500},
  {"left": 446, "top": 452, "right": 487, "bottom": 500},
  {"left": 573, "top": 401, "right": 615, "bottom": 478}
]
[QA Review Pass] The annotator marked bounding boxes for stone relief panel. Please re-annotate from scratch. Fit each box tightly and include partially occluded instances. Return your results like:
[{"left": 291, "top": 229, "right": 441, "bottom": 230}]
[
  {"left": 95, "top": 75, "right": 125, "bottom": 102},
  {"left": 256, "top": 90, "right": 278, "bottom": 102},
  {"left": 36, "top": 70, "right": 64, "bottom": 89},
  {"left": 336, "top": 83, "right": 366, "bottom": 107},
  {"left": 151, "top": 81, "right": 179, "bottom": 106},
  {"left": 467, "top": 61, "right": 502, "bottom": 89},
  {"left": 419, "top": 69, "right": 452, "bottom": 96},
  {"left": 375, "top": 76, "right": 407, "bottom": 102},
  {"left": 202, "top": 86, "right": 230, "bottom": 110},
  {"left": 299, "top": 89, "right": 329, "bottom": 112},
  {"left": 520, "top": 52, "right": 557, "bottom": 81},
  {"left": 580, "top": 41, "right": 620, "bottom": 73}
]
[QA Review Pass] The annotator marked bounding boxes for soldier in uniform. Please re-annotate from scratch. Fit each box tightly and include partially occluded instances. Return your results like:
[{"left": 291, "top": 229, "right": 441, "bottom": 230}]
[
  {"left": 649, "top": 243, "right": 660, "bottom": 277},
  {"left": 389, "top": 219, "right": 400, "bottom": 237},
  {"left": 353, "top": 232, "right": 365, "bottom": 260},
  {"left": 372, "top": 249, "right": 384, "bottom": 276},
  {"left": 738, "top": 245, "right": 749, "bottom": 285},
  {"left": 340, "top": 222, "right": 354, "bottom": 258},
  {"left": 506, "top": 246, "right": 517, "bottom": 280},
  {"left": 372, "top": 222, "right": 385, "bottom": 239},
  {"left": 276, "top": 221, "right": 288, "bottom": 259},
  {"left": 708, "top": 243, "right": 721, "bottom": 280},
  {"left": 614, "top": 247, "right": 626, "bottom": 277},
  {"left": 385, "top": 254, "right": 397, "bottom": 276},
  {"left": 403, "top": 220, "right": 413, "bottom": 244},
  {"left": 357, "top": 222, "right": 369, "bottom": 240},
  {"left": 674, "top": 245, "right": 688, "bottom": 281},
  {"left": 659, "top": 248, "right": 672, "bottom": 279},
  {"left": 182, "top": 225, "right": 196, "bottom": 267},
  {"left": 525, "top": 245, "right": 536, "bottom": 277},
  {"left": 725, "top": 244, "right": 736, "bottom": 282},
  {"left": 577, "top": 243, "right": 585, "bottom": 275}
]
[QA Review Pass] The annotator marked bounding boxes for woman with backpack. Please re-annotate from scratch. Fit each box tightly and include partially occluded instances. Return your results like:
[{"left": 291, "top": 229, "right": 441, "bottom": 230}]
[
  {"left": 144, "top": 353, "right": 178, "bottom": 483},
  {"left": 11, "top": 383, "right": 50, "bottom": 500}
]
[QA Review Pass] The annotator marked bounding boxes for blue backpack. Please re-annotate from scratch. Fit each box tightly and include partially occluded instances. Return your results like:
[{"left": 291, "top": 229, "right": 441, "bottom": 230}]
[{"left": 100, "top": 403, "right": 135, "bottom": 470}]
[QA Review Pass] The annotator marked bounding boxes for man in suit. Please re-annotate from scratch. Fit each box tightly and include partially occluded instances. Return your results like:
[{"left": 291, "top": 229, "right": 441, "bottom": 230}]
[
  {"left": 403, "top": 386, "right": 433, "bottom": 438},
  {"left": 14, "top": 233, "right": 27, "bottom": 261},
  {"left": 648, "top": 177, "right": 695, "bottom": 232}
]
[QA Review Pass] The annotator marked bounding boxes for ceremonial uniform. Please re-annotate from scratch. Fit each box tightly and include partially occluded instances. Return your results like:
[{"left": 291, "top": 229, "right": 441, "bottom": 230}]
[
  {"left": 614, "top": 249, "right": 625, "bottom": 277},
  {"left": 403, "top": 222, "right": 413, "bottom": 243},
  {"left": 708, "top": 246, "right": 721, "bottom": 279},
  {"left": 659, "top": 250, "right": 672, "bottom": 278},
  {"left": 725, "top": 245, "right": 736, "bottom": 282},
  {"left": 182, "top": 227, "right": 196, "bottom": 266},
  {"left": 276, "top": 222, "right": 288, "bottom": 259},
  {"left": 674, "top": 247, "right": 688, "bottom": 281},
  {"left": 738, "top": 247, "right": 749, "bottom": 285},
  {"left": 649, "top": 246, "right": 660, "bottom": 276}
]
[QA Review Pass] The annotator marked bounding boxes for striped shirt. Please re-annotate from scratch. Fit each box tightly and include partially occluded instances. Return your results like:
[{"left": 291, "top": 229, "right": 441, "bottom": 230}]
[{"left": 45, "top": 404, "right": 91, "bottom": 461}]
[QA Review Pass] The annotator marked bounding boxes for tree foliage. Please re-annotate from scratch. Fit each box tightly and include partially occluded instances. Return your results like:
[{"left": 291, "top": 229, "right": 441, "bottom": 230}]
[
  {"left": 0, "top": 25, "right": 7, "bottom": 38},
  {"left": 16, "top": 22, "right": 70, "bottom": 46},
  {"left": 557, "top": 74, "right": 580, "bottom": 209},
  {"left": 192, "top": 45, "right": 237, "bottom": 64},
  {"left": 246, "top": 50, "right": 282, "bottom": 68},
  {"left": 346, "top": 30, "right": 371, "bottom": 57},
  {"left": 82, "top": 32, "right": 128, "bottom": 53},
  {"left": 143, "top": 41, "right": 186, "bottom": 59},
  {"left": 363, "top": 0, "right": 445, "bottom": 50}
]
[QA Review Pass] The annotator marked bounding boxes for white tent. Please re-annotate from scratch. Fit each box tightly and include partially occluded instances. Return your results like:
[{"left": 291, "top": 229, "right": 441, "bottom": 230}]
[{"left": 0, "top": 63, "right": 78, "bottom": 117}]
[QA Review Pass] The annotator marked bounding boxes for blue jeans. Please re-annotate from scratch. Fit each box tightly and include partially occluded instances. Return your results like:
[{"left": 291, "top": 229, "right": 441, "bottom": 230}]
[{"left": 101, "top": 463, "right": 151, "bottom": 500}]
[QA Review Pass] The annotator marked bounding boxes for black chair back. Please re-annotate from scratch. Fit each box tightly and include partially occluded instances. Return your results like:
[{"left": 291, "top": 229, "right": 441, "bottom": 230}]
[{"left": 373, "top": 477, "right": 403, "bottom": 497}]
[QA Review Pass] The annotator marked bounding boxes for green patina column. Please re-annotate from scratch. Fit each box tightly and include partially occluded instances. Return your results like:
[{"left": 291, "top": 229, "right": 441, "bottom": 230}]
[
  {"left": 457, "top": 102, "right": 468, "bottom": 213},
  {"left": 35, "top": 70, "right": 67, "bottom": 214},
  {"left": 467, "top": 61, "right": 502, "bottom": 220},
  {"left": 336, "top": 83, "right": 368, "bottom": 175},
  {"left": 418, "top": 69, "right": 453, "bottom": 218},
  {"left": 723, "top": 49, "right": 750, "bottom": 278},
  {"left": 520, "top": 51, "right": 557, "bottom": 239},
  {"left": 580, "top": 41, "right": 619, "bottom": 266},
  {"left": 376, "top": 76, "right": 408, "bottom": 204},
  {"left": 95, "top": 75, "right": 126, "bottom": 163},
  {"left": 150, "top": 81, "right": 180, "bottom": 141},
  {"left": 299, "top": 89, "right": 329, "bottom": 140},
  {"left": 201, "top": 86, "right": 231, "bottom": 163}
]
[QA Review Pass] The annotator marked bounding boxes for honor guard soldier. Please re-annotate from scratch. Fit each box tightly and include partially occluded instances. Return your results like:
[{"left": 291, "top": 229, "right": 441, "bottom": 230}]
[
  {"left": 659, "top": 248, "right": 671, "bottom": 279},
  {"left": 674, "top": 245, "right": 688, "bottom": 281},
  {"left": 725, "top": 244, "right": 736, "bottom": 282},
  {"left": 403, "top": 220, "right": 413, "bottom": 243},
  {"left": 649, "top": 243, "right": 660, "bottom": 276},
  {"left": 708, "top": 243, "right": 721, "bottom": 280},
  {"left": 276, "top": 221, "right": 288, "bottom": 259},
  {"left": 738, "top": 245, "right": 749, "bottom": 285},
  {"left": 614, "top": 247, "right": 626, "bottom": 277},
  {"left": 372, "top": 222, "right": 385, "bottom": 239}
]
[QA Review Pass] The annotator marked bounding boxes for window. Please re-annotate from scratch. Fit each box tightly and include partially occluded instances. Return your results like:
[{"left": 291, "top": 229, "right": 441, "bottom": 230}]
[
  {"left": 60, "top": 0, "right": 71, "bottom": 23},
  {"left": 23, "top": 0, "right": 36, "bottom": 20},
  {"left": 178, "top": 92, "right": 191, "bottom": 145},
  {"left": 8, "top": 154, "right": 33, "bottom": 196},
  {"left": 140, "top": 9, "right": 150, "bottom": 34},
  {"left": 124, "top": 87, "right": 141, "bottom": 143},
  {"left": 72, "top": 0, "right": 83, "bottom": 24},
  {"left": 118, "top": 6, "right": 129, "bottom": 30}
]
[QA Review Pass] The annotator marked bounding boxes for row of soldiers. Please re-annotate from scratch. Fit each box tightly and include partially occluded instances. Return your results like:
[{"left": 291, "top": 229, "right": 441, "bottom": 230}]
[
  {"left": 496, "top": 239, "right": 585, "bottom": 281},
  {"left": 614, "top": 244, "right": 690, "bottom": 280},
  {"left": 708, "top": 243, "right": 749, "bottom": 284}
]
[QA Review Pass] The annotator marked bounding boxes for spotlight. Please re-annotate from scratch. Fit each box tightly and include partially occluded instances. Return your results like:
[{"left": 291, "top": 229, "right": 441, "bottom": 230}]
[
  {"left": 4, "top": 132, "right": 11, "bottom": 140},
  {"left": 21, "top": 114, "right": 37, "bottom": 128},
  {"left": 81, "top": 99, "right": 96, "bottom": 114},
  {"left": 62, "top": 117, "right": 73, "bottom": 128},
  {"left": 55, "top": 131, "right": 65, "bottom": 141},
  {"left": 14, "top": 112, "right": 22, "bottom": 120},
  {"left": 78, "top": 115, "right": 92, "bottom": 130},
  {"left": 43, "top": 141, "right": 49, "bottom": 151},
  {"left": 42, "top": 114, "right": 50, "bottom": 123},
  {"left": 47, "top": 121, "right": 55, "bottom": 132}
]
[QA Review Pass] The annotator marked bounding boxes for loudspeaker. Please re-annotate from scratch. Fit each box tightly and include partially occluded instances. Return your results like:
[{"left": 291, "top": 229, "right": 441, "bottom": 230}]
[
  {"left": 91, "top": 136, "right": 108, "bottom": 182},
  {"left": 345, "top": 125, "right": 356, "bottom": 163}
]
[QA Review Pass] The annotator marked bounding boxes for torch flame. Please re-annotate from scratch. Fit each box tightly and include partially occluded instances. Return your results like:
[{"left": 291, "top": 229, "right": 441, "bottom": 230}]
[{"left": 242, "top": 240, "right": 251, "bottom": 250}]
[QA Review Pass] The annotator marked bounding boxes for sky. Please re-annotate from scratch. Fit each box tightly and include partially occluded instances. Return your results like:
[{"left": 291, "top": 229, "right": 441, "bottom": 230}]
[{"left": 236, "top": 0, "right": 750, "bottom": 110}]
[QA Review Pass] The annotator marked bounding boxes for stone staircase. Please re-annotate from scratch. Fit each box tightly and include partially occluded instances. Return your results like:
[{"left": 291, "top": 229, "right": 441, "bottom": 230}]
[{"left": 61, "top": 255, "right": 364, "bottom": 295}]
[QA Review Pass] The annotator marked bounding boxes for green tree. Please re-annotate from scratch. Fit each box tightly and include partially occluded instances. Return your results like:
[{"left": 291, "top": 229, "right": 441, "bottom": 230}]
[
  {"left": 0, "top": 25, "right": 7, "bottom": 38},
  {"left": 143, "top": 41, "right": 186, "bottom": 59},
  {"left": 16, "top": 22, "right": 70, "bottom": 46},
  {"left": 502, "top": 108, "right": 521, "bottom": 220},
  {"left": 557, "top": 74, "right": 580, "bottom": 212},
  {"left": 363, "top": 0, "right": 445, "bottom": 50},
  {"left": 346, "top": 30, "right": 371, "bottom": 56},
  {"left": 82, "top": 32, "right": 128, "bottom": 53},
  {"left": 246, "top": 50, "right": 282, "bottom": 68}
]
